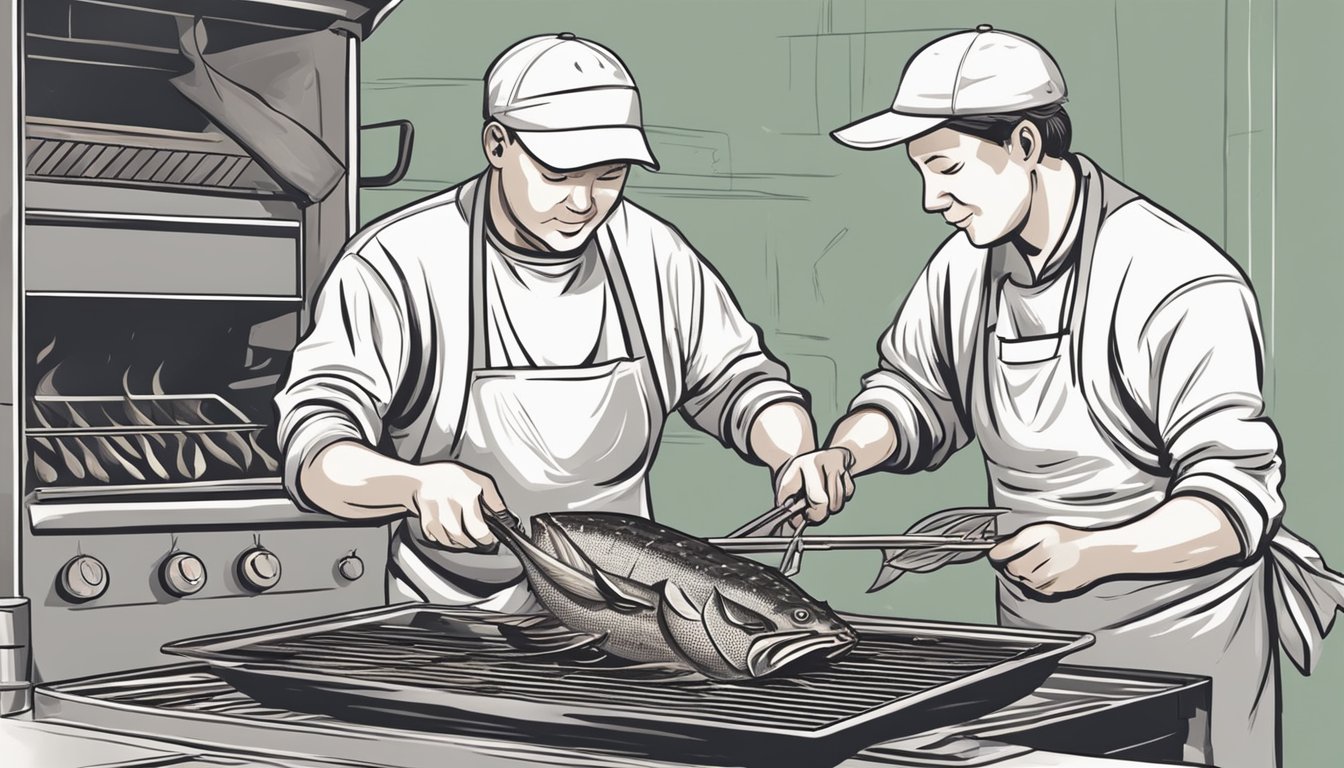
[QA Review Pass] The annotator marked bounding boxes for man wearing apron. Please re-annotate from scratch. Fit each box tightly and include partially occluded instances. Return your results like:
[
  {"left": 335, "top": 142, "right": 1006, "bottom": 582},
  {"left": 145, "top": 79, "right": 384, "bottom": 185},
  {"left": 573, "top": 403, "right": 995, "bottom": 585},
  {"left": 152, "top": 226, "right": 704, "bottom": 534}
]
[
  {"left": 784, "top": 26, "right": 1344, "bottom": 768},
  {"left": 274, "top": 34, "right": 824, "bottom": 614}
]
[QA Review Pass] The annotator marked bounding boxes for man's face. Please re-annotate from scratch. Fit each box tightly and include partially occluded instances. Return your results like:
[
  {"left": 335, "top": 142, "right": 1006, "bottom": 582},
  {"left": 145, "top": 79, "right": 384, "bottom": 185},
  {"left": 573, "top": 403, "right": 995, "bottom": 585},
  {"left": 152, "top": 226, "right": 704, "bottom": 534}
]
[
  {"left": 907, "top": 127, "right": 1035, "bottom": 247},
  {"left": 491, "top": 129, "right": 629, "bottom": 252}
]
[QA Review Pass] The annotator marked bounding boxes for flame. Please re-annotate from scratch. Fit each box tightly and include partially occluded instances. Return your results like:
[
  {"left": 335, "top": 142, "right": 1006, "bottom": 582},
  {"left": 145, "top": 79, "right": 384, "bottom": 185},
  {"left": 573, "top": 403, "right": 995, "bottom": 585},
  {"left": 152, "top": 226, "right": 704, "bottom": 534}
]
[
  {"left": 35, "top": 338, "right": 56, "bottom": 367},
  {"left": 32, "top": 355, "right": 280, "bottom": 486},
  {"left": 33, "top": 453, "right": 58, "bottom": 484}
]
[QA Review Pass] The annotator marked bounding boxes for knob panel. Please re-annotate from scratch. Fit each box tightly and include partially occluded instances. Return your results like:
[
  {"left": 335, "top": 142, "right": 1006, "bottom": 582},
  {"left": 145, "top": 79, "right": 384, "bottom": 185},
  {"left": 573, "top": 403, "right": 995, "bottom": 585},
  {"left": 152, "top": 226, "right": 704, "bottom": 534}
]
[
  {"left": 58, "top": 555, "right": 108, "bottom": 602},
  {"left": 238, "top": 548, "right": 281, "bottom": 592},
  {"left": 161, "top": 553, "right": 207, "bottom": 597},
  {"left": 337, "top": 555, "right": 364, "bottom": 581}
]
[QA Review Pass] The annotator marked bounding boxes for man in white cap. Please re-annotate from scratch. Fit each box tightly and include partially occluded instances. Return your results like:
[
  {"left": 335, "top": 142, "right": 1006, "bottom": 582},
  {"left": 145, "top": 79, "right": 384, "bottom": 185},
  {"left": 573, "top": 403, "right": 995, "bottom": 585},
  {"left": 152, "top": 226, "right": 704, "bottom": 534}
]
[
  {"left": 274, "top": 34, "right": 830, "bottom": 612},
  {"left": 779, "top": 24, "right": 1344, "bottom": 768}
]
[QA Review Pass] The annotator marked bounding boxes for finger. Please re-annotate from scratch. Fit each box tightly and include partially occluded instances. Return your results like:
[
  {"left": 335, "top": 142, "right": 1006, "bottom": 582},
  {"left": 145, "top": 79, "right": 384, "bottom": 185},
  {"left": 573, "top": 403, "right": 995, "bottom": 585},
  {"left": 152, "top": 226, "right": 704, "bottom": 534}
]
[
  {"left": 988, "top": 532, "right": 1043, "bottom": 563},
  {"left": 825, "top": 465, "right": 844, "bottom": 514},
  {"left": 417, "top": 498, "right": 442, "bottom": 541},
  {"left": 842, "top": 472, "right": 856, "bottom": 500},
  {"left": 462, "top": 501, "right": 496, "bottom": 548},
  {"left": 1006, "top": 550, "right": 1048, "bottom": 580},
  {"left": 801, "top": 462, "right": 829, "bottom": 522},
  {"left": 439, "top": 501, "right": 473, "bottom": 549},
  {"left": 422, "top": 518, "right": 450, "bottom": 548}
]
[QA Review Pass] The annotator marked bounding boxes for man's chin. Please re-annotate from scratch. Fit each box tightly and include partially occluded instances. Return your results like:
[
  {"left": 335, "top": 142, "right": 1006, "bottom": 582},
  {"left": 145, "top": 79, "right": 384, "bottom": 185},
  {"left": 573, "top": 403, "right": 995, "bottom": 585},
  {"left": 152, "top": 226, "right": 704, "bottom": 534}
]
[{"left": 541, "top": 230, "right": 593, "bottom": 253}]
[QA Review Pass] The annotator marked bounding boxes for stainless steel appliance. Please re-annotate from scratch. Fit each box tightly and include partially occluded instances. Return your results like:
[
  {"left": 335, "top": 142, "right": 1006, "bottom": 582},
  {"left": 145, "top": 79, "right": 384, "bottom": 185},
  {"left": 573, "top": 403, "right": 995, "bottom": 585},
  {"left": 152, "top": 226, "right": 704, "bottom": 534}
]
[{"left": 7, "top": 0, "right": 411, "bottom": 694}]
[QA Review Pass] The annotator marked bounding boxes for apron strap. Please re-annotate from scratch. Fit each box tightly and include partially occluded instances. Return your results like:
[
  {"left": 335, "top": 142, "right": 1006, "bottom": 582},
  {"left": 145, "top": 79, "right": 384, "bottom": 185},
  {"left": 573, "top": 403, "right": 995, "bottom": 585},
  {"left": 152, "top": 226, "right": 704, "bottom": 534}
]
[{"left": 468, "top": 172, "right": 490, "bottom": 371}]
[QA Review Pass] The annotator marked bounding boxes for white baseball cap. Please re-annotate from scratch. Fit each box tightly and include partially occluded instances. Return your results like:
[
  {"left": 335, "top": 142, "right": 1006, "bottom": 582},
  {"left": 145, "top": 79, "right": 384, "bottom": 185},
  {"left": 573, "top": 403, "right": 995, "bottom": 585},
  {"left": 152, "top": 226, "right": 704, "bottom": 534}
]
[
  {"left": 832, "top": 25, "right": 1067, "bottom": 150},
  {"left": 484, "top": 33, "right": 660, "bottom": 171}
]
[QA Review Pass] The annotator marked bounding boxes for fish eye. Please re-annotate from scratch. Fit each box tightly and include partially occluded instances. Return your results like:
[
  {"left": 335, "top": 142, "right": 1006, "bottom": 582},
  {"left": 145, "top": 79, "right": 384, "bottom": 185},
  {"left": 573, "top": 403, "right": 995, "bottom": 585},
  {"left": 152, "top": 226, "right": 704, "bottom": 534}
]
[{"left": 791, "top": 609, "right": 811, "bottom": 623}]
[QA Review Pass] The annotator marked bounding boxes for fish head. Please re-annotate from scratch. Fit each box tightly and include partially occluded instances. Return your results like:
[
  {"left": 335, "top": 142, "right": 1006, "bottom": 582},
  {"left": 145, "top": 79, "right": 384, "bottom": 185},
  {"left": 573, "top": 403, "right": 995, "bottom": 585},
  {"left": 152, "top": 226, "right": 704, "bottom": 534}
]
[
  {"left": 694, "top": 584, "right": 858, "bottom": 679},
  {"left": 741, "top": 596, "right": 859, "bottom": 677}
]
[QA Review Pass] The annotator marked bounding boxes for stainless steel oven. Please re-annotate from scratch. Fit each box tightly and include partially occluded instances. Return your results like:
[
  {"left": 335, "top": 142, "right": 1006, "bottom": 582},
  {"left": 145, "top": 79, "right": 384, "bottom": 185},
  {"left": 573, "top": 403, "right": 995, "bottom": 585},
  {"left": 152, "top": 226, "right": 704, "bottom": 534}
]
[{"left": 4, "top": 0, "right": 411, "bottom": 700}]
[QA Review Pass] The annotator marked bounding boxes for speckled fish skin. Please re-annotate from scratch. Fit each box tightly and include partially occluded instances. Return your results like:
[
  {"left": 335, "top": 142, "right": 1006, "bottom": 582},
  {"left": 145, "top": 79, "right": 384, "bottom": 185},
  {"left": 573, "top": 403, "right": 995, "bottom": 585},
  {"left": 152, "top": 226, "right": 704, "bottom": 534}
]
[{"left": 487, "top": 511, "right": 858, "bottom": 681}]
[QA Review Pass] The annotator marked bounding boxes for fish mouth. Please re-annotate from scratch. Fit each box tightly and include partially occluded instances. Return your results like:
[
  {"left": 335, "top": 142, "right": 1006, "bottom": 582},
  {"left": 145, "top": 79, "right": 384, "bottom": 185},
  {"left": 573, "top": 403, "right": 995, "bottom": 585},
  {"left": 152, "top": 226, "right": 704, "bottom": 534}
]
[{"left": 745, "top": 629, "right": 859, "bottom": 677}]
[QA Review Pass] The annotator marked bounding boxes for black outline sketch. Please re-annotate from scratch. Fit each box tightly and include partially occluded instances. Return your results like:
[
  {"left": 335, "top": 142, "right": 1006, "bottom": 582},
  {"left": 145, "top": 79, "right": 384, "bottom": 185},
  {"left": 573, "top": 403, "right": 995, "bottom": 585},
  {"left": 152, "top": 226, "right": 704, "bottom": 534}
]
[{"left": 1, "top": 5, "right": 1340, "bottom": 768}]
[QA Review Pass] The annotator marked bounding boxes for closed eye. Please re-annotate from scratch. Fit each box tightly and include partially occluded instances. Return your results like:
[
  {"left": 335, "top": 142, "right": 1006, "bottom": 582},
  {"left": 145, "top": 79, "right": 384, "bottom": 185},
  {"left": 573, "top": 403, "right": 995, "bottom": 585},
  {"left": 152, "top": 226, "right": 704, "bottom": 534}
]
[
  {"left": 598, "top": 171, "right": 625, "bottom": 181},
  {"left": 542, "top": 173, "right": 567, "bottom": 182},
  {"left": 938, "top": 163, "right": 963, "bottom": 176}
]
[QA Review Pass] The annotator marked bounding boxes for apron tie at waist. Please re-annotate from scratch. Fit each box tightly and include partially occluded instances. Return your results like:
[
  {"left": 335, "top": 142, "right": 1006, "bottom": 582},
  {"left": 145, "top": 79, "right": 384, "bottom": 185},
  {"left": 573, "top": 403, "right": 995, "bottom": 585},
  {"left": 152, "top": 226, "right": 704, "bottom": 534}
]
[{"left": 1266, "top": 525, "right": 1344, "bottom": 675}]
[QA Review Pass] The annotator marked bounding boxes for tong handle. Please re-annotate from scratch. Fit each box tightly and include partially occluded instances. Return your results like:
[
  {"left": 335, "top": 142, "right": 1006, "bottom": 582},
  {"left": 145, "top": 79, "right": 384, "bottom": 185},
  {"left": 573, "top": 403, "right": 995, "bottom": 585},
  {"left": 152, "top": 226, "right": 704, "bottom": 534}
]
[{"left": 724, "top": 493, "right": 810, "bottom": 539}]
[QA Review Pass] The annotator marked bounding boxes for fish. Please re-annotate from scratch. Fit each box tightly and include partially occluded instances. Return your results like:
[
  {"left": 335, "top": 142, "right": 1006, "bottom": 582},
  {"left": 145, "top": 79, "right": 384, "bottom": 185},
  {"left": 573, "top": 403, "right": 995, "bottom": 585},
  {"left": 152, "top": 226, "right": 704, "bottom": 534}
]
[{"left": 481, "top": 510, "right": 859, "bottom": 682}]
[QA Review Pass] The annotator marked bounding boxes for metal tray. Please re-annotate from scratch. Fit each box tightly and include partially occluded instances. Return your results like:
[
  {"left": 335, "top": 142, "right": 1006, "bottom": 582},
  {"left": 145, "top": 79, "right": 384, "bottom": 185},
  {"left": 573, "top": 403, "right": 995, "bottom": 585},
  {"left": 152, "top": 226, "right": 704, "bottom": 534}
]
[{"left": 162, "top": 604, "right": 1094, "bottom": 767}]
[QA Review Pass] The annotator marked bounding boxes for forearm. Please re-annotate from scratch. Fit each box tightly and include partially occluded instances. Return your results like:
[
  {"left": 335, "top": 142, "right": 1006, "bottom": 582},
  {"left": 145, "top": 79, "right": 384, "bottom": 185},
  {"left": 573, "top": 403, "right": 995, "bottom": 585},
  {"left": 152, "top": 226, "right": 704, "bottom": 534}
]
[
  {"left": 298, "top": 440, "right": 422, "bottom": 520},
  {"left": 1084, "top": 495, "right": 1244, "bottom": 576},
  {"left": 826, "top": 407, "right": 899, "bottom": 475},
  {"left": 748, "top": 401, "right": 816, "bottom": 475}
]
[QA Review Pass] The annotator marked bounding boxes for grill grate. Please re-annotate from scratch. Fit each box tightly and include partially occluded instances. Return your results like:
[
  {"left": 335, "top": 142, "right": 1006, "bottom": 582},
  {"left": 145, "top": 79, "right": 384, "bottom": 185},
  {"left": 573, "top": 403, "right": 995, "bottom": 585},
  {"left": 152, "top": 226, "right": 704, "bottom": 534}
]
[
  {"left": 159, "top": 606, "right": 1091, "bottom": 763},
  {"left": 169, "top": 608, "right": 1058, "bottom": 732}
]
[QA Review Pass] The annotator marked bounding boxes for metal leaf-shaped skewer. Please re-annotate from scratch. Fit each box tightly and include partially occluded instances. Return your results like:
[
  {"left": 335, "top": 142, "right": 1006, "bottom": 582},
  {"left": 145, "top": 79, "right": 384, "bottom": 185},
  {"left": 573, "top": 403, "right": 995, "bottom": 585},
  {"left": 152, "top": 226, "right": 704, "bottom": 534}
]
[{"left": 868, "top": 507, "right": 1008, "bottom": 593}]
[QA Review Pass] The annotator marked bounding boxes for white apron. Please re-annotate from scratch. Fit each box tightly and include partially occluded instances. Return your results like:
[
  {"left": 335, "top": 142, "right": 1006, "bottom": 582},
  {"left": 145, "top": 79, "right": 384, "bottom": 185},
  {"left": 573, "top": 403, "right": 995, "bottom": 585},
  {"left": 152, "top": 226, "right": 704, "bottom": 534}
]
[
  {"left": 971, "top": 180, "right": 1277, "bottom": 768},
  {"left": 388, "top": 175, "right": 664, "bottom": 612}
]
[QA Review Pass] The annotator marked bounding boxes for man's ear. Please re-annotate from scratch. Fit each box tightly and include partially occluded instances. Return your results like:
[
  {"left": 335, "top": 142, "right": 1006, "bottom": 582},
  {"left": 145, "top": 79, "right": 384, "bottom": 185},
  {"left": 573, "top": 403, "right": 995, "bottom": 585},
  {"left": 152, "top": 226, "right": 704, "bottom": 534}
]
[
  {"left": 482, "top": 122, "right": 509, "bottom": 168},
  {"left": 1011, "top": 120, "right": 1042, "bottom": 165}
]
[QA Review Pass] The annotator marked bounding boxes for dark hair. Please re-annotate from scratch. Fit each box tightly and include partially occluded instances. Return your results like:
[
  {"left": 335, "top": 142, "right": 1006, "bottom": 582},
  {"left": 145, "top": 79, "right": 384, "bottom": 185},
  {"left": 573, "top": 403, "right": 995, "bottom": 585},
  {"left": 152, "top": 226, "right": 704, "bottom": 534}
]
[{"left": 941, "top": 104, "right": 1072, "bottom": 158}]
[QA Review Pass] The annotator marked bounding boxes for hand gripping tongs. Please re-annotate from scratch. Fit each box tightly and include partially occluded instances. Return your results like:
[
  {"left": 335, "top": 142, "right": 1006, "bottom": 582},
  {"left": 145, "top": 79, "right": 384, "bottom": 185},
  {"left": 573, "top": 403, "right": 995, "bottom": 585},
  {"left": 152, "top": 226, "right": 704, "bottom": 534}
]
[{"left": 706, "top": 495, "right": 1009, "bottom": 592}]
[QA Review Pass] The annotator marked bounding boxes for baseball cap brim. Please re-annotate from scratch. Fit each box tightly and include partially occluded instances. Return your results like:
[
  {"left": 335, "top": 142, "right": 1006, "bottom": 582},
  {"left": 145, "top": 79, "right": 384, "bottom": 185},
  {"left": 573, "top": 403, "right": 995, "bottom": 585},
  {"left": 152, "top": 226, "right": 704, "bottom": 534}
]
[
  {"left": 830, "top": 110, "right": 948, "bottom": 150},
  {"left": 515, "top": 127, "right": 660, "bottom": 172}
]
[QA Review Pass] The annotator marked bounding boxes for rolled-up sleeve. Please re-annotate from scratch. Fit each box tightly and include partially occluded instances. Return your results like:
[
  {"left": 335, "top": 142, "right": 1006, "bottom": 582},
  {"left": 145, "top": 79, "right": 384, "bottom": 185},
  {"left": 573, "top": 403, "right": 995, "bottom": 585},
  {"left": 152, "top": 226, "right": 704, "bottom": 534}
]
[
  {"left": 671, "top": 248, "right": 807, "bottom": 459},
  {"left": 848, "top": 260, "right": 974, "bottom": 473},
  {"left": 1136, "top": 278, "right": 1285, "bottom": 559},
  {"left": 273, "top": 246, "right": 409, "bottom": 512}
]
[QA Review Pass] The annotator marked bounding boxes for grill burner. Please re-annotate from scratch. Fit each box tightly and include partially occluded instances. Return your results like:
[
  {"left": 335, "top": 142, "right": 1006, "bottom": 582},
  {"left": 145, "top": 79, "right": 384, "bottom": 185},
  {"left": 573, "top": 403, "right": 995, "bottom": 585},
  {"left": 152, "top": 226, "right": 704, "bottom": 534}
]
[{"left": 162, "top": 605, "right": 1093, "bottom": 766}]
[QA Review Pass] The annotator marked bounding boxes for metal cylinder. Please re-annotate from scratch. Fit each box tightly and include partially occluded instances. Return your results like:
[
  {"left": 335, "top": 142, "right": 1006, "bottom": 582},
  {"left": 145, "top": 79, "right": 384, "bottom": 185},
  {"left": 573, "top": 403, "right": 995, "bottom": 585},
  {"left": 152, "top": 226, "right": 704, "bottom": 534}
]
[{"left": 0, "top": 597, "right": 31, "bottom": 716}]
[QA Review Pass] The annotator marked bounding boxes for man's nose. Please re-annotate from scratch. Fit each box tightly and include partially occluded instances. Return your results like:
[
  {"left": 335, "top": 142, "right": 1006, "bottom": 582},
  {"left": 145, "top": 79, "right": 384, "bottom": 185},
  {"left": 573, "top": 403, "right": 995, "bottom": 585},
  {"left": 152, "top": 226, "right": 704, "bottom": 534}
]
[
  {"left": 923, "top": 184, "right": 951, "bottom": 214},
  {"left": 567, "top": 182, "right": 594, "bottom": 213}
]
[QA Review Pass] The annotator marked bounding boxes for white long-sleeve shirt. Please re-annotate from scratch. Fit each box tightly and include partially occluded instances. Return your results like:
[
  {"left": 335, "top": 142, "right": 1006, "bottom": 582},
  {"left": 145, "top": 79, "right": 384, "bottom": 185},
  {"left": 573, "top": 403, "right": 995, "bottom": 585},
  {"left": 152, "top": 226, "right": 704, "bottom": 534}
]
[
  {"left": 274, "top": 174, "right": 806, "bottom": 512},
  {"left": 848, "top": 155, "right": 1285, "bottom": 560}
]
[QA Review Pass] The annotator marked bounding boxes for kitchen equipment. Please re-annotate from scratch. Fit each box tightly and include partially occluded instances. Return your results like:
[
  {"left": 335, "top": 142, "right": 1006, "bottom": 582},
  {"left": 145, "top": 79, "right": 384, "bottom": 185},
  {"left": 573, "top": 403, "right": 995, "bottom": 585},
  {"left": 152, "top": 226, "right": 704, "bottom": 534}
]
[
  {"left": 715, "top": 505, "right": 1007, "bottom": 584},
  {"left": 157, "top": 604, "right": 1094, "bottom": 767},
  {"left": 8, "top": 0, "right": 413, "bottom": 687},
  {"left": 0, "top": 598, "right": 31, "bottom": 716},
  {"left": 32, "top": 661, "right": 1210, "bottom": 768}
]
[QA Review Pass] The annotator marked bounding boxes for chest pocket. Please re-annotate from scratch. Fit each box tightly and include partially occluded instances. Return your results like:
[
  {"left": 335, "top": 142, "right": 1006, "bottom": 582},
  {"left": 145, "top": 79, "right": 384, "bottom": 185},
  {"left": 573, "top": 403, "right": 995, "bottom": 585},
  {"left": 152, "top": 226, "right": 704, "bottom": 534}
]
[{"left": 997, "top": 332, "right": 1066, "bottom": 365}]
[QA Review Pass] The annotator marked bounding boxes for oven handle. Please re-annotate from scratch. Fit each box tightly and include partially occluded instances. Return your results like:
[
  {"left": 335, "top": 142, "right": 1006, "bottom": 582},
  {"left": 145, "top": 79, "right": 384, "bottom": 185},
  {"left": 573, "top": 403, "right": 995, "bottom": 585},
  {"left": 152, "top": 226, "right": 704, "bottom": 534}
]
[{"left": 359, "top": 119, "right": 415, "bottom": 188}]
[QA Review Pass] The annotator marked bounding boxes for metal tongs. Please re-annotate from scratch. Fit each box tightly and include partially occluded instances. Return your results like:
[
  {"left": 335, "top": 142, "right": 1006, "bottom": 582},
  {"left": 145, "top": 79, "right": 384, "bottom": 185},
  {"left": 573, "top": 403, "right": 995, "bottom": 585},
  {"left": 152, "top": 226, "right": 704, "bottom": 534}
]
[{"left": 707, "top": 495, "right": 1007, "bottom": 592}]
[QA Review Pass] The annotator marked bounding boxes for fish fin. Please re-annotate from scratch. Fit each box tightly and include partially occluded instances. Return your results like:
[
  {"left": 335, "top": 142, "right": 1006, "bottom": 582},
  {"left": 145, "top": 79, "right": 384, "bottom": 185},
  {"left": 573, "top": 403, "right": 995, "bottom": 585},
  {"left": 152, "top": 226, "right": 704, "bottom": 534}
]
[
  {"left": 660, "top": 580, "right": 701, "bottom": 622},
  {"left": 591, "top": 568, "right": 658, "bottom": 613},
  {"left": 482, "top": 512, "right": 610, "bottom": 605},
  {"left": 481, "top": 612, "right": 606, "bottom": 655},
  {"left": 655, "top": 582, "right": 747, "bottom": 681},
  {"left": 707, "top": 589, "right": 772, "bottom": 632},
  {"left": 533, "top": 516, "right": 595, "bottom": 576},
  {"left": 529, "top": 517, "right": 653, "bottom": 612}
]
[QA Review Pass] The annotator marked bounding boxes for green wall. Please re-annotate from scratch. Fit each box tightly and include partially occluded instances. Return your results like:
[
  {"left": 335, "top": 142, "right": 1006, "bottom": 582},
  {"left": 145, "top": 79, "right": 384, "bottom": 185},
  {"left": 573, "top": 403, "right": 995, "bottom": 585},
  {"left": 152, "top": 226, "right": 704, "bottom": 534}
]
[{"left": 357, "top": 0, "right": 1342, "bottom": 764}]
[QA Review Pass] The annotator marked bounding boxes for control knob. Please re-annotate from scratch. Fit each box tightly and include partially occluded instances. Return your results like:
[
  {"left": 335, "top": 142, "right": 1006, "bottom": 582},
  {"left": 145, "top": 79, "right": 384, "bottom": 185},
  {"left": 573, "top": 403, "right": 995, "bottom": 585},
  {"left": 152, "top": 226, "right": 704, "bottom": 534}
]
[
  {"left": 337, "top": 554, "right": 364, "bottom": 581},
  {"left": 57, "top": 555, "right": 108, "bottom": 602},
  {"left": 160, "top": 553, "right": 207, "bottom": 597},
  {"left": 238, "top": 548, "right": 282, "bottom": 592}
]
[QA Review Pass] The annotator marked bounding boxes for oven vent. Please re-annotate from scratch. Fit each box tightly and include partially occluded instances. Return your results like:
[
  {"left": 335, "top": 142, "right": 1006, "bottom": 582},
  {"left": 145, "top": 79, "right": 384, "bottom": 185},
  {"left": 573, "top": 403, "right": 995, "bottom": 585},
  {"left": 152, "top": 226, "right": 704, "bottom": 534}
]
[{"left": 26, "top": 137, "right": 260, "bottom": 189}]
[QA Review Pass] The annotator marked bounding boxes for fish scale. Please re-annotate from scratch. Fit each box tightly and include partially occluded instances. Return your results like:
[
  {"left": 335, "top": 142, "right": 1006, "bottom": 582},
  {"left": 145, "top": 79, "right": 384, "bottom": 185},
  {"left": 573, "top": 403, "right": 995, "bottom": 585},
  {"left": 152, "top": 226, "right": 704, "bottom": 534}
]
[{"left": 482, "top": 511, "right": 859, "bottom": 681}]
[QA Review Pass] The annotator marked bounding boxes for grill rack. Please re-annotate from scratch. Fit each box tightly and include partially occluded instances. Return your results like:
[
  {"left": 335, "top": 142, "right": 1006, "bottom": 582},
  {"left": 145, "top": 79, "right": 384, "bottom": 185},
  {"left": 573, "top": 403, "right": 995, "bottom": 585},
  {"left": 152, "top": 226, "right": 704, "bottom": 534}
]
[
  {"left": 161, "top": 604, "right": 1095, "bottom": 766},
  {"left": 26, "top": 392, "right": 278, "bottom": 488}
]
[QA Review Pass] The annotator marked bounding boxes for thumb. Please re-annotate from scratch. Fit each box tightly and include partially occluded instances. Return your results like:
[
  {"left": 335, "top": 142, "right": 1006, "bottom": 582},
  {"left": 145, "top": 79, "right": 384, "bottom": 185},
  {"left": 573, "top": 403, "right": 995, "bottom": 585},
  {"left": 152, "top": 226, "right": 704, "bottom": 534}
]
[
  {"left": 774, "top": 459, "right": 803, "bottom": 505},
  {"left": 988, "top": 530, "right": 1040, "bottom": 564},
  {"left": 476, "top": 475, "right": 508, "bottom": 515}
]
